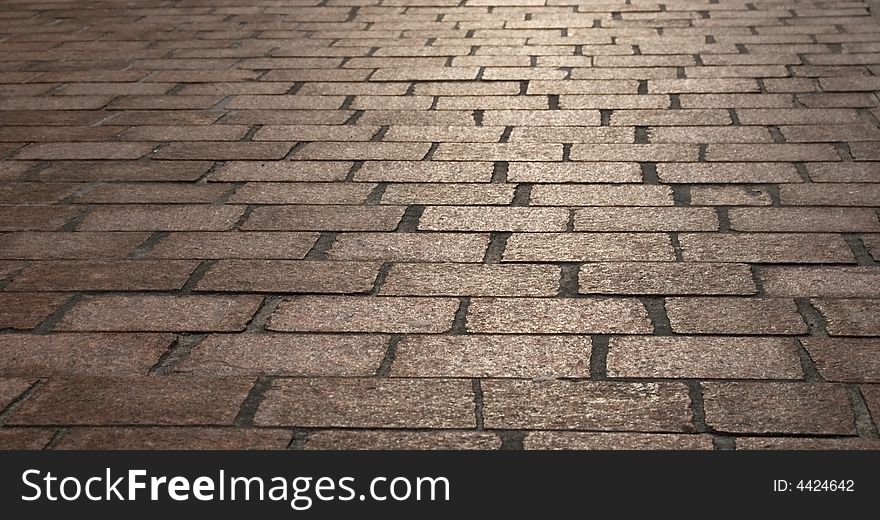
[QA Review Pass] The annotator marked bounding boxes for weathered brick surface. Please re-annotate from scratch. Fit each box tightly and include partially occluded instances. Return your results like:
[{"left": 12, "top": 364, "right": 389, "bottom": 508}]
[{"left": 1, "top": 0, "right": 877, "bottom": 449}]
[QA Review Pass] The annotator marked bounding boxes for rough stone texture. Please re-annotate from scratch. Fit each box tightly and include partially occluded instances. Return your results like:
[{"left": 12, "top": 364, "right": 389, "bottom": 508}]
[
  {"left": 54, "top": 428, "right": 293, "bottom": 450},
  {"left": 381, "top": 263, "right": 560, "bottom": 296},
  {"left": 666, "top": 298, "right": 808, "bottom": 335},
  {"left": 524, "top": 432, "right": 714, "bottom": 450},
  {"left": 811, "top": 299, "right": 880, "bottom": 336},
  {"left": 268, "top": 296, "right": 459, "bottom": 333},
  {"left": 801, "top": 338, "right": 880, "bottom": 383},
  {"left": 579, "top": 262, "right": 756, "bottom": 295},
  {"left": 467, "top": 298, "right": 652, "bottom": 334}
]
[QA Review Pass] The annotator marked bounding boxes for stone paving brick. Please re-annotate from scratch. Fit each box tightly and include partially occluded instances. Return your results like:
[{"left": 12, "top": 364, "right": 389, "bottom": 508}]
[
  {"left": 862, "top": 386, "right": 880, "bottom": 430},
  {"left": 57, "top": 295, "right": 263, "bottom": 332},
  {"left": 524, "top": 432, "right": 714, "bottom": 450},
  {"left": 292, "top": 142, "right": 431, "bottom": 161},
  {"left": 571, "top": 144, "right": 699, "bottom": 162},
  {"left": 666, "top": 297, "right": 807, "bottom": 335},
  {"left": 391, "top": 335, "right": 590, "bottom": 378},
  {"left": 607, "top": 336, "right": 803, "bottom": 380},
  {"left": 657, "top": 162, "right": 801, "bottom": 183},
  {"left": 736, "top": 437, "right": 880, "bottom": 450},
  {"left": 268, "top": 296, "right": 459, "bottom": 333},
  {"left": 381, "top": 263, "right": 560, "bottom": 296},
  {"left": 482, "top": 380, "right": 692, "bottom": 431},
  {"left": 54, "top": 428, "right": 293, "bottom": 450},
  {"left": 504, "top": 232, "right": 675, "bottom": 262},
  {"left": 779, "top": 184, "right": 880, "bottom": 206},
  {"left": 16, "top": 142, "right": 154, "bottom": 160},
  {"left": 0, "top": 293, "right": 69, "bottom": 329},
  {"left": 33, "top": 161, "right": 212, "bottom": 182},
  {"left": 0, "top": 430, "right": 54, "bottom": 450},
  {"left": 229, "top": 182, "right": 375, "bottom": 205},
  {"left": 706, "top": 144, "right": 841, "bottom": 162},
  {"left": 255, "top": 378, "right": 475, "bottom": 428},
  {"left": 811, "top": 299, "right": 880, "bottom": 336},
  {"left": 690, "top": 186, "right": 774, "bottom": 206},
  {"left": 152, "top": 142, "right": 291, "bottom": 161},
  {"left": 761, "top": 267, "right": 880, "bottom": 298},
  {"left": 574, "top": 207, "right": 719, "bottom": 231},
  {"left": 648, "top": 126, "right": 773, "bottom": 144},
  {"left": 78, "top": 205, "right": 245, "bottom": 231},
  {"left": 210, "top": 161, "right": 352, "bottom": 182},
  {"left": 195, "top": 260, "right": 380, "bottom": 294},
  {"left": 242, "top": 205, "right": 405, "bottom": 231},
  {"left": 507, "top": 162, "right": 641, "bottom": 183},
  {"left": 6, "top": 260, "right": 199, "bottom": 291},
  {"left": 702, "top": 383, "right": 855, "bottom": 435},
  {"left": 419, "top": 206, "right": 568, "bottom": 232},
  {"left": 380, "top": 183, "right": 515, "bottom": 205},
  {"left": 0, "top": 206, "right": 82, "bottom": 231},
  {"left": 179, "top": 334, "right": 387, "bottom": 377},
  {"left": 74, "top": 183, "right": 228, "bottom": 204},
  {"left": 806, "top": 162, "right": 880, "bottom": 183},
  {"left": 8, "top": 376, "right": 254, "bottom": 426},
  {"left": 0, "top": 333, "right": 172, "bottom": 376},
  {"left": 0, "top": 378, "right": 35, "bottom": 410},
  {"left": 467, "top": 298, "right": 652, "bottom": 334},
  {"left": 146, "top": 232, "right": 319, "bottom": 259},
  {"left": 530, "top": 184, "right": 674, "bottom": 206},
  {"left": 327, "top": 233, "right": 489, "bottom": 262},
  {"left": 579, "top": 262, "right": 756, "bottom": 296},
  {"left": 304, "top": 431, "right": 501, "bottom": 450},
  {"left": 728, "top": 208, "right": 880, "bottom": 232},
  {"left": 801, "top": 338, "right": 880, "bottom": 383}
]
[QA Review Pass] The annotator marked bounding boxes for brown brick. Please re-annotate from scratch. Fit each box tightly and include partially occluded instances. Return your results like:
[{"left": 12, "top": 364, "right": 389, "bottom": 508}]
[
  {"left": 255, "top": 378, "right": 475, "bottom": 428},
  {"left": 691, "top": 186, "right": 774, "bottom": 206},
  {"left": 435, "top": 95, "right": 548, "bottom": 110},
  {"left": 580, "top": 262, "right": 756, "bottom": 295},
  {"left": 109, "top": 95, "right": 223, "bottom": 110},
  {"left": 575, "top": 207, "right": 718, "bottom": 232},
  {"left": 0, "top": 333, "right": 172, "bottom": 376},
  {"left": 78, "top": 205, "right": 244, "bottom": 231},
  {"left": 706, "top": 144, "right": 840, "bottom": 162},
  {"left": 483, "top": 380, "right": 693, "bottom": 431},
  {"left": 801, "top": 338, "right": 880, "bottom": 383},
  {"left": 381, "top": 263, "right": 559, "bottom": 297},
  {"left": 370, "top": 67, "right": 479, "bottom": 81},
  {"left": 504, "top": 233, "right": 674, "bottom": 262},
  {"left": 0, "top": 378, "right": 35, "bottom": 410},
  {"left": 56, "top": 295, "right": 262, "bottom": 332},
  {"left": 7, "top": 260, "right": 198, "bottom": 291},
  {"left": 54, "top": 427, "right": 292, "bottom": 450},
  {"left": 355, "top": 161, "right": 494, "bottom": 182},
  {"left": 571, "top": 144, "right": 699, "bottom": 162},
  {"left": 179, "top": 334, "right": 386, "bottom": 377},
  {"left": 679, "top": 233, "right": 854, "bottom": 263},
  {"left": 152, "top": 142, "right": 290, "bottom": 160},
  {"left": 383, "top": 126, "right": 504, "bottom": 143},
  {"left": 432, "top": 143, "right": 562, "bottom": 161},
  {"left": 304, "top": 431, "right": 500, "bottom": 450},
  {"left": 508, "top": 126, "right": 634, "bottom": 143},
  {"left": 728, "top": 207, "right": 880, "bottom": 232},
  {"left": 0, "top": 206, "right": 81, "bottom": 231},
  {"left": 120, "top": 125, "right": 249, "bottom": 141},
  {"left": 812, "top": 298, "right": 880, "bottom": 336},
  {"left": 862, "top": 385, "right": 880, "bottom": 429},
  {"left": 819, "top": 76, "right": 880, "bottom": 91},
  {"left": 807, "top": 162, "right": 880, "bottom": 183},
  {"left": 611, "top": 109, "right": 732, "bottom": 126},
  {"left": 391, "top": 335, "right": 590, "bottom": 378},
  {"left": 780, "top": 124, "right": 880, "bottom": 143},
  {"left": 380, "top": 183, "right": 514, "bottom": 205},
  {"left": 34, "top": 161, "right": 212, "bottom": 182},
  {"left": 736, "top": 437, "right": 880, "bottom": 450},
  {"left": 292, "top": 142, "right": 431, "bottom": 160},
  {"left": 560, "top": 94, "right": 669, "bottom": 109},
  {"left": 524, "top": 432, "right": 714, "bottom": 450},
  {"left": 649, "top": 78, "right": 761, "bottom": 93},
  {"left": 327, "top": 233, "right": 489, "bottom": 262},
  {"left": 0, "top": 182, "right": 81, "bottom": 204},
  {"left": 196, "top": 260, "right": 379, "bottom": 293},
  {"left": 0, "top": 96, "right": 111, "bottom": 110},
  {"left": 222, "top": 110, "right": 351, "bottom": 126},
  {"left": 419, "top": 206, "right": 568, "bottom": 232},
  {"left": 229, "top": 182, "right": 374, "bottom": 204},
  {"left": 211, "top": 161, "right": 352, "bottom": 182},
  {"left": 75, "top": 183, "right": 227, "bottom": 204},
  {"left": 0, "top": 293, "right": 69, "bottom": 329},
  {"left": 242, "top": 205, "right": 404, "bottom": 231},
  {"left": 648, "top": 126, "right": 773, "bottom": 143},
  {"left": 851, "top": 142, "right": 880, "bottom": 161},
  {"left": 530, "top": 184, "right": 674, "bottom": 206},
  {"left": 467, "top": 297, "right": 651, "bottom": 334},
  {"left": 146, "top": 232, "right": 318, "bottom": 259},
  {"left": 657, "top": 162, "right": 801, "bottom": 183},
  {"left": 507, "top": 162, "right": 641, "bottom": 183},
  {"left": 0, "top": 232, "right": 149, "bottom": 260},
  {"left": 9, "top": 376, "right": 254, "bottom": 426},
  {"left": 702, "top": 383, "right": 854, "bottom": 435},
  {"left": 253, "top": 125, "right": 378, "bottom": 142},
  {"left": 679, "top": 93, "right": 794, "bottom": 108},
  {"left": 736, "top": 108, "right": 862, "bottom": 125},
  {"left": 226, "top": 95, "right": 344, "bottom": 110},
  {"left": 267, "top": 296, "right": 459, "bottom": 333},
  {"left": 761, "top": 267, "right": 880, "bottom": 297},
  {"left": 666, "top": 297, "right": 807, "bottom": 335},
  {"left": 779, "top": 184, "right": 880, "bottom": 206},
  {"left": 607, "top": 336, "right": 802, "bottom": 379},
  {"left": 357, "top": 110, "right": 474, "bottom": 126},
  {"left": 481, "top": 110, "right": 600, "bottom": 126},
  {"left": 16, "top": 142, "right": 154, "bottom": 160},
  {"left": 0, "top": 429, "right": 54, "bottom": 450}
]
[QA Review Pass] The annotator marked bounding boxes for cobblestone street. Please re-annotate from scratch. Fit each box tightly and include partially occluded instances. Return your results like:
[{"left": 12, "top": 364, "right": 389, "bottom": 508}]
[{"left": 0, "top": 0, "right": 879, "bottom": 450}]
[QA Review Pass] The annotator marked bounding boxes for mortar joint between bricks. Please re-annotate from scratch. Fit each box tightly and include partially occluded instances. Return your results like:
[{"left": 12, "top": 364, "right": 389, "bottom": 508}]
[
  {"left": 451, "top": 297, "right": 471, "bottom": 335},
  {"left": 33, "top": 293, "right": 81, "bottom": 335},
  {"left": 232, "top": 205, "right": 255, "bottom": 230},
  {"left": 472, "top": 379, "right": 485, "bottom": 430},
  {"left": 511, "top": 184, "right": 531, "bottom": 206},
  {"left": 793, "top": 338, "right": 823, "bottom": 383},
  {"left": 0, "top": 379, "right": 43, "bottom": 427},
  {"left": 497, "top": 431, "right": 526, "bottom": 450},
  {"left": 305, "top": 232, "right": 338, "bottom": 260},
  {"left": 749, "top": 265, "right": 766, "bottom": 296},
  {"left": 589, "top": 335, "right": 610, "bottom": 380},
  {"left": 843, "top": 234, "right": 880, "bottom": 266},
  {"left": 685, "top": 381, "right": 710, "bottom": 434},
  {"left": 375, "top": 334, "right": 401, "bottom": 377},
  {"left": 369, "top": 262, "right": 393, "bottom": 295},
  {"left": 233, "top": 376, "right": 273, "bottom": 428},
  {"left": 149, "top": 333, "right": 207, "bottom": 375},
  {"left": 287, "top": 430, "right": 311, "bottom": 450},
  {"left": 847, "top": 384, "right": 880, "bottom": 439},
  {"left": 558, "top": 263, "right": 580, "bottom": 297},
  {"left": 44, "top": 428, "right": 68, "bottom": 450},
  {"left": 483, "top": 231, "right": 511, "bottom": 263},
  {"left": 670, "top": 233, "right": 684, "bottom": 261},
  {"left": 712, "top": 436, "right": 736, "bottom": 450},
  {"left": 128, "top": 231, "right": 169, "bottom": 259},
  {"left": 396, "top": 205, "right": 424, "bottom": 232},
  {"left": 794, "top": 298, "right": 829, "bottom": 337},
  {"left": 641, "top": 297, "right": 673, "bottom": 336},
  {"left": 179, "top": 259, "right": 216, "bottom": 293},
  {"left": 245, "top": 295, "right": 283, "bottom": 333}
]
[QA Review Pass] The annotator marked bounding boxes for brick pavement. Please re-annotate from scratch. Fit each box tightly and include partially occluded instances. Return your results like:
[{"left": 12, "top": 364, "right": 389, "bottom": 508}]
[{"left": 0, "top": 0, "right": 879, "bottom": 450}]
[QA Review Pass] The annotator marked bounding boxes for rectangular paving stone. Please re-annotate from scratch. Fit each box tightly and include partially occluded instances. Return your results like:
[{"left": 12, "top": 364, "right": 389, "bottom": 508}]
[
  {"left": 74, "top": 183, "right": 228, "bottom": 204},
  {"left": 666, "top": 297, "right": 807, "bottom": 335},
  {"left": 507, "top": 162, "right": 642, "bottom": 183},
  {"left": 681, "top": 232, "right": 854, "bottom": 264},
  {"left": 431, "top": 143, "right": 563, "bottom": 161},
  {"left": 779, "top": 184, "right": 880, "bottom": 206},
  {"left": 255, "top": 378, "right": 475, "bottom": 428},
  {"left": 179, "top": 334, "right": 387, "bottom": 377},
  {"left": 153, "top": 142, "right": 291, "bottom": 160},
  {"left": 702, "top": 382, "right": 855, "bottom": 435},
  {"left": 78, "top": 205, "right": 245, "bottom": 231},
  {"left": 806, "top": 162, "right": 880, "bottom": 183},
  {"left": 761, "top": 267, "right": 880, "bottom": 297},
  {"left": 34, "top": 161, "right": 212, "bottom": 182},
  {"left": 8, "top": 376, "right": 254, "bottom": 426},
  {"left": 242, "top": 205, "right": 405, "bottom": 231},
  {"left": 304, "top": 431, "right": 500, "bottom": 450},
  {"left": 504, "top": 233, "right": 675, "bottom": 262},
  {"left": 380, "top": 183, "right": 515, "bottom": 205},
  {"left": 327, "top": 233, "right": 489, "bottom": 262},
  {"left": 736, "top": 437, "right": 880, "bottom": 450},
  {"left": 391, "top": 335, "right": 591, "bottom": 378},
  {"left": 0, "top": 333, "right": 172, "bottom": 376},
  {"left": 292, "top": 142, "right": 431, "bottom": 161},
  {"left": 467, "top": 297, "right": 652, "bottom": 334},
  {"left": 607, "top": 336, "right": 803, "bottom": 379},
  {"left": 571, "top": 144, "right": 699, "bottom": 162},
  {"left": 706, "top": 144, "right": 841, "bottom": 161},
  {"left": 381, "top": 263, "right": 560, "bottom": 297},
  {"left": 54, "top": 427, "right": 293, "bottom": 450},
  {"left": 802, "top": 338, "right": 880, "bottom": 383},
  {"left": 811, "top": 298, "right": 880, "bottom": 336},
  {"left": 0, "top": 232, "right": 150, "bottom": 259},
  {"left": 575, "top": 207, "right": 718, "bottom": 231},
  {"left": 0, "top": 429, "right": 54, "bottom": 450},
  {"left": 524, "top": 432, "right": 714, "bottom": 450},
  {"left": 419, "top": 206, "right": 569, "bottom": 232},
  {"left": 0, "top": 378, "right": 35, "bottom": 410},
  {"left": 530, "top": 184, "right": 674, "bottom": 206},
  {"left": 0, "top": 293, "right": 69, "bottom": 329},
  {"left": 211, "top": 161, "right": 353, "bottom": 182},
  {"left": 6, "top": 261, "right": 198, "bottom": 291},
  {"left": 268, "top": 296, "right": 459, "bottom": 333},
  {"left": 195, "top": 260, "right": 380, "bottom": 294},
  {"left": 56, "top": 295, "right": 263, "bottom": 332},
  {"left": 579, "top": 262, "right": 757, "bottom": 295},
  {"left": 0, "top": 206, "right": 82, "bottom": 231},
  {"left": 146, "top": 232, "right": 319, "bottom": 259},
  {"left": 355, "top": 161, "right": 494, "bottom": 182},
  {"left": 229, "top": 182, "right": 375, "bottom": 204},
  {"left": 728, "top": 207, "right": 880, "bottom": 232},
  {"left": 482, "top": 380, "right": 693, "bottom": 431},
  {"left": 658, "top": 163, "right": 803, "bottom": 183},
  {"left": 16, "top": 142, "right": 155, "bottom": 160}
]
